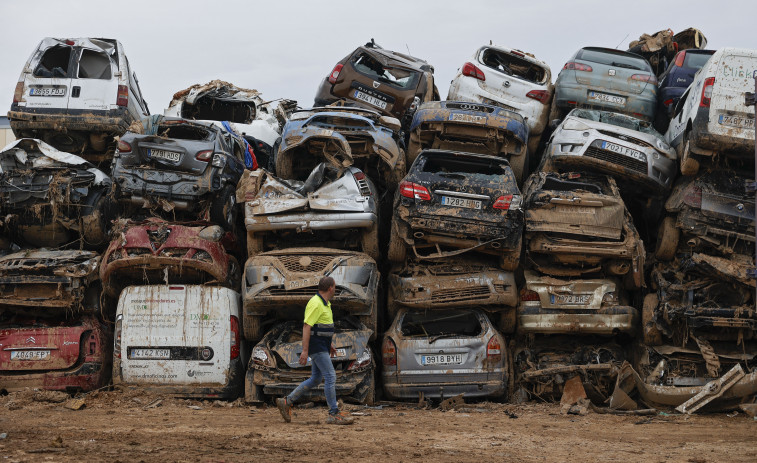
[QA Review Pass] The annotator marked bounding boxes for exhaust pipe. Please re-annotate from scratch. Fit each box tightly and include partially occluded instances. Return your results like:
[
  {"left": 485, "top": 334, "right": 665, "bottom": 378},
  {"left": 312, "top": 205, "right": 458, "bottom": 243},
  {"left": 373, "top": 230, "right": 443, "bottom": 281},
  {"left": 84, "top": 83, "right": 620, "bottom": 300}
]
[{"left": 413, "top": 231, "right": 425, "bottom": 239}]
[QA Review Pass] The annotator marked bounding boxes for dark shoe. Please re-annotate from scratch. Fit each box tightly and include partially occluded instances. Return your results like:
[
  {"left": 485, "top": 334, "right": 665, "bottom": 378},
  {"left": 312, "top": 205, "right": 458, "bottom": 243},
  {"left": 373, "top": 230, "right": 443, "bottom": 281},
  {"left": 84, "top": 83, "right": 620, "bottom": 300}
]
[
  {"left": 276, "top": 397, "right": 292, "bottom": 423},
  {"left": 326, "top": 411, "right": 354, "bottom": 425}
]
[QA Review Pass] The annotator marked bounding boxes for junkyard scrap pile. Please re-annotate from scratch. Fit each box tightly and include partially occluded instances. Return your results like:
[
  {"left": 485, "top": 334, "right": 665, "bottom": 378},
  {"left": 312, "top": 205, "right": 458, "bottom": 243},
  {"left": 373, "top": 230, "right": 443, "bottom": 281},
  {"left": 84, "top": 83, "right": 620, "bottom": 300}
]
[{"left": 2, "top": 29, "right": 757, "bottom": 425}]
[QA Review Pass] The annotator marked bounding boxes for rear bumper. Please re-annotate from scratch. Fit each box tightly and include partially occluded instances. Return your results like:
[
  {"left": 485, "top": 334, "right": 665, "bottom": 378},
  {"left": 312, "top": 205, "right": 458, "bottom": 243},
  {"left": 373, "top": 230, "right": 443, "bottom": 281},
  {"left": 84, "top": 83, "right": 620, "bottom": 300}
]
[
  {"left": 245, "top": 212, "right": 376, "bottom": 232},
  {"left": 8, "top": 108, "right": 132, "bottom": 134},
  {"left": 555, "top": 83, "right": 656, "bottom": 120},
  {"left": 382, "top": 375, "right": 506, "bottom": 400},
  {"left": 691, "top": 106, "right": 755, "bottom": 155},
  {"left": 517, "top": 305, "right": 639, "bottom": 335},
  {"left": 113, "top": 167, "right": 222, "bottom": 207},
  {"left": 0, "top": 361, "right": 108, "bottom": 393},
  {"left": 389, "top": 270, "right": 517, "bottom": 308},
  {"left": 248, "top": 367, "right": 373, "bottom": 403},
  {"left": 405, "top": 212, "right": 523, "bottom": 251}
]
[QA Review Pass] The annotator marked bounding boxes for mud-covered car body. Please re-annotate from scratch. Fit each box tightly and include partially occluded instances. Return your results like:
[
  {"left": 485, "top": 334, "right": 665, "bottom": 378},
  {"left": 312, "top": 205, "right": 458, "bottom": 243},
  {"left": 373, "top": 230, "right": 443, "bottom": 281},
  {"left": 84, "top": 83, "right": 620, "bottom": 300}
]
[
  {"left": 243, "top": 163, "right": 380, "bottom": 259},
  {"left": 388, "top": 150, "right": 523, "bottom": 269},
  {"left": 382, "top": 308, "right": 507, "bottom": 400},
  {"left": 0, "top": 314, "right": 111, "bottom": 393},
  {"left": 100, "top": 219, "right": 240, "bottom": 298},
  {"left": 544, "top": 109, "right": 676, "bottom": 193},
  {"left": 246, "top": 318, "right": 374, "bottom": 404},
  {"left": 406, "top": 101, "right": 530, "bottom": 183},
  {"left": 0, "top": 138, "right": 112, "bottom": 249},
  {"left": 523, "top": 172, "right": 644, "bottom": 287},
  {"left": 242, "top": 248, "right": 379, "bottom": 341},
  {"left": 276, "top": 107, "right": 404, "bottom": 191},
  {"left": 655, "top": 49, "right": 715, "bottom": 131},
  {"left": 314, "top": 40, "right": 438, "bottom": 127}
]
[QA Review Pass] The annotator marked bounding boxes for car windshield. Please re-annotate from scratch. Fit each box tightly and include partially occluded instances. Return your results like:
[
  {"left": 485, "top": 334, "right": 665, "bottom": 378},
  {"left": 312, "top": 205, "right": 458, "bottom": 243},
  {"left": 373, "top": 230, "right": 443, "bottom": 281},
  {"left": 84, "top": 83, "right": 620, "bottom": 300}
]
[
  {"left": 571, "top": 109, "right": 665, "bottom": 141},
  {"left": 400, "top": 310, "right": 483, "bottom": 338},
  {"left": 575, "top": 48, "right": 651, "bottom": 72},
  {"left": 351, "top": 52, "right": 420, "bottom": 89},
  {"left": 421, "top": 153, "right": 511, "bottom": 181}
]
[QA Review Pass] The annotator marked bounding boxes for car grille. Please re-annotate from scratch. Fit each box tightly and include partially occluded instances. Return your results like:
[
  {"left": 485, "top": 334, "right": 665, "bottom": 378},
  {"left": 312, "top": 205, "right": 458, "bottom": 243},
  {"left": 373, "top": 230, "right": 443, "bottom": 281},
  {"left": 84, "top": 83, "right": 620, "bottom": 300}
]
[
  {"left": 276, "top": 254, "right": 336, "bottom": 273},
  {"left": 431, "top": 286, "right": 491, "bottom": 302},
  {"left": 584, "top": 146, "right": 647, "bottom": 174},
  {"left": 597, "top": 130, "right": 651, "bottom": 149}
]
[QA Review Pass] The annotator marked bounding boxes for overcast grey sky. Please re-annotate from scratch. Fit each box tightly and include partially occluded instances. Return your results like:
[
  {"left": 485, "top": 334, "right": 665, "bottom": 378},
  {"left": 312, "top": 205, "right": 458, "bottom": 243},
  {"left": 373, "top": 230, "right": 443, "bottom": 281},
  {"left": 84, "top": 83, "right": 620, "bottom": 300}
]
[{"left": 1, "top": 0, "right": 755, "bottom": 113}]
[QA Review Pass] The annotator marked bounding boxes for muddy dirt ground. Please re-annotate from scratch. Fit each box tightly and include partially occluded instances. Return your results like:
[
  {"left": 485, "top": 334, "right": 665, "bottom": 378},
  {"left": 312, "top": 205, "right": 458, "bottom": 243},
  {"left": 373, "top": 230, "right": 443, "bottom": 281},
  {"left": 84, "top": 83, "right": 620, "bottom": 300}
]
[{"left": 1, "top": 389, "right": 756, "bottom": 462}]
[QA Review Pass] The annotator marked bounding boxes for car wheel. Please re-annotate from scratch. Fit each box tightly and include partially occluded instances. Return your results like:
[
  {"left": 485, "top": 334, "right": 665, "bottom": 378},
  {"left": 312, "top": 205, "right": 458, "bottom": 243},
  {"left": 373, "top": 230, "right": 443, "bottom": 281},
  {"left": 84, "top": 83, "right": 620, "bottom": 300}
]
[
  {"left": 243, "top": 315, "right": 262, "bottom": 343},
  {"left": 654, "top": 216, "right": 679, "bottom": 261},
  {"left": 275, "top": 150, "right": 294, "bottom": 179},
  {"left": 679, "top": 136, "right": 700, "bottom": 176},
  {"left": 210, "top": 185, "right": 237, "bottom": 231},
  {"left": 360, "top": 224, "right": 380, "bottom": 260},
  {"left": 387, "top": 218, "right": 407, "bottom": 263},
  {"left": 642, "top": 293, "right": 663, "bottom": 346},
  {"left": 81, "top": 192, "right": 111, "bottom": 250},
  {"left": 498, "top": 309, "right": 517, "bottom": 335},
  {"left": 247, "top": 232, "right": 265, "bottom": 257}
]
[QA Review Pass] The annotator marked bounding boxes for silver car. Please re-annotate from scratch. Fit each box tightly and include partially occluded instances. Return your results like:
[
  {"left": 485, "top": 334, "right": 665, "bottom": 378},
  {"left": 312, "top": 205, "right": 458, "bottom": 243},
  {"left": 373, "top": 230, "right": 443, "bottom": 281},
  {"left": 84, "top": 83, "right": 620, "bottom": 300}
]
[
  {"left": 544, "top": 108, "right": 676, "bottom": 193},
  {"left": 381, "top": 308, "right": 507, "bottom": 401}
]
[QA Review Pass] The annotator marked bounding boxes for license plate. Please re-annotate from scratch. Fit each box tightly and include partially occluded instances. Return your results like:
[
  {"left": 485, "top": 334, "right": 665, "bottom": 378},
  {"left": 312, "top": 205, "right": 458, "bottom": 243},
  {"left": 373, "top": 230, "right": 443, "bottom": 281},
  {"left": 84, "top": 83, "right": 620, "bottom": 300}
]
[
  {"left": 719, "top": 114, "right": 755, "bottom": 130},
  {"left": 421, "top": 354, "right": 463, "bottom": 366},
  {"left": 601, "top": 141, "right": 646, "bottom": 162},
  {"left": 588, "top": 91, "right": 626, "bottom": 106},
  {"left": 130, "top": 348, "right": 170, "bottom": 359},
  {"left": 550, "top": 294, "right": 592, "bottom": 305},
  {"left": 149, "top": 149, "right": 181, "bottom": 163},
  {"left": 286, "top": 276, "right": 321, "bottom": 290},
  {"left": 10, "top": 350, "right": 50, "bottom": 360},
  {"left": 334, "top": 348, "right": 347, "bottom": 358},
  {"left": 353, "top": 90, "right": 387, "bottom": 109},
  {"left": 29, "top": 86, "right": 66, "bottom": 97},
  {"left": 450, "top": 113, "right": 486, "bottom": 124},
  {"left": 441, "top": 196, "right": 482, "bottom": 209}
]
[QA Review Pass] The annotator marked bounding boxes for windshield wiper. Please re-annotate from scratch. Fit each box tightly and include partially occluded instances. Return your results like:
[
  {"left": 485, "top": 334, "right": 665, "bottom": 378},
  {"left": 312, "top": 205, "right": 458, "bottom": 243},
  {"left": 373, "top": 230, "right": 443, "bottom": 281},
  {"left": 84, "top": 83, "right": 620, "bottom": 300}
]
[{"left": 428, "top": 333, "right": 458, "bottom": 344}]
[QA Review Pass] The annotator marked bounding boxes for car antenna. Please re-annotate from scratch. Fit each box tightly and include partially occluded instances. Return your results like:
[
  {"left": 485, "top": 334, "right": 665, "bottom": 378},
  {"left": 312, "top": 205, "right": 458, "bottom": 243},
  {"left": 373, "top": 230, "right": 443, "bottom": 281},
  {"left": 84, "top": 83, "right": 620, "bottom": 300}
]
[
  {"left": 406, "top": 43, "right": 410, "bottom": 54},
  {"left": 615, "top": 33, "right": 630, "bottom": 49}
]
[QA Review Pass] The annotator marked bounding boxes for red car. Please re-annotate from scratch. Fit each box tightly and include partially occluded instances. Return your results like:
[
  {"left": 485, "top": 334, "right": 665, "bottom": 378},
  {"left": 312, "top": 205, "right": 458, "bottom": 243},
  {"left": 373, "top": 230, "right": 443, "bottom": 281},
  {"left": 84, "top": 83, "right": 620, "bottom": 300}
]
[
  {"left": 0, "top": 315, "right": 111, "bottom": 393},
  {"left": 100, "top": 218, "right": 241, "bottom": 297}
]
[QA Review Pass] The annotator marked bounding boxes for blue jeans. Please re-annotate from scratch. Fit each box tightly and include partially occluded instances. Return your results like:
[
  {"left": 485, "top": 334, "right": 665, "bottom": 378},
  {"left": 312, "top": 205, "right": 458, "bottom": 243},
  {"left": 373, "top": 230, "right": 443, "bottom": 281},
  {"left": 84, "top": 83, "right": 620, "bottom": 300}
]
[{"left": 286, "top": 350, "right": 338, "bottom": 414}]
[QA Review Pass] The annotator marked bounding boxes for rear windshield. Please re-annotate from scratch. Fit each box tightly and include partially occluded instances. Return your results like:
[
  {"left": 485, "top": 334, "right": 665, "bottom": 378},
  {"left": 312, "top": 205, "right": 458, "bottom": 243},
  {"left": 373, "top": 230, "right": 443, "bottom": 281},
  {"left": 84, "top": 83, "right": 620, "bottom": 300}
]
[
  {"left": 34, "top": 45, "right": 72, "bottom": 77},
  {"left": 683, "top": 51, "right": 713, "bottom": 70},
  {"left": 571, "top": 109, "right": 665, "bottom": 141},
  {"left": 400, "top": 310, "right": 483, "bottom": 337},
  {"left": 421, "top": 153, "right": 511, "bottom": 180},
  {"left": 541, "top": 174, "right": 605, "bottom": 194},
  {"left": 576, "top": 48, "right": 651, "bottom": 72},
  {"left": 156, "top": 123, "right": 212, "bottom": 141},
  {"left": 78, "top": 49, "right": 111, "bottom": 79},
  {"left": 480, "top": 48, "right": 547, "bottom": 84},
  {"left": 351, "top": 52, "right": 420, "bottom": 90}
]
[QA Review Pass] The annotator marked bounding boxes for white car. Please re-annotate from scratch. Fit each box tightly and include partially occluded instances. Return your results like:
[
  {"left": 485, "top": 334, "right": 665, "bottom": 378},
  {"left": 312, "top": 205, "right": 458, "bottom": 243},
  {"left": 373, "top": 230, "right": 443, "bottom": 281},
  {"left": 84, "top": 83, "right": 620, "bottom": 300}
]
[
  {"left": 448, "top": 44, "right": 553, "bottom": 154},
  {"left": 665, "top": 47, "right": 757, "bottom": 176}
]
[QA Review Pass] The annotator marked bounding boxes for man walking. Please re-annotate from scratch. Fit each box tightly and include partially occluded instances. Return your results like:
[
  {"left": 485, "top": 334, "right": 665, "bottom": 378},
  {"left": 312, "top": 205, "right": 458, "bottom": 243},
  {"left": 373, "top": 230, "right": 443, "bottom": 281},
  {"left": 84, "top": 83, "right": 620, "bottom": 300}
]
[{"left": 276, "top": 276, "right": 354, "bottom": 425}]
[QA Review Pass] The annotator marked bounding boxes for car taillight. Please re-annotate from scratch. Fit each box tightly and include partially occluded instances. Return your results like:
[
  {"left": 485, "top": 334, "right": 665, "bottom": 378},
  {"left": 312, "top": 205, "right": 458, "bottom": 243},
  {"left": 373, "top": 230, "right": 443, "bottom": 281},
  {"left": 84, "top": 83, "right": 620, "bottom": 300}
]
[
  {"left": 230, "top": 315, "right": 240, "bottom": 360},
  {"left": 328, "top": 64, "right": 343, "bottom": 85},
  {"left": 117, "top": 140, "right": 132, "bottom": 153},
  {"left": 493, "top": 194, "right": 522, "bottom": 210},
  {"left": 683, "top": 184, "right": 702, "bottom": 208},
  {"left": 526, "top": 90, "right": 550, "bottom": 104},
  {"left": 462, "top": 62, "right": 485, "bottom": 81},
  {"left": 631, "top": 74, "right": 657, "bottom": 85},
  {"left": 196, "top": 150, "right": 213, "bottom": 161},
  {"left": 663, "top": 98, "right": 674, "bottom": 107},
  {"left": 12, "top": 82, "right": 24, "bottom": 103},
  {"left": 117, "top": 85, "right": 128, "bottom": 107},
  {"left": 348, "top": 350, "right": 371, "bottom": 371},
  {"left": 114, "top": 316, "right": 122, "bottom": 359},
  {"left": 399, "top": 181, "right": 431, "bottom": 201},
  {"left": 563, "top": 62, "right": 593, "bottom": 72},
  {"left": 352, "top": 171, "right": 372, "bottom": 196},
  {"left": 252, "top": 346, "right": 275, "bottom": 367},
  {"left": 700, "top": 77, "right": 715, "bottom": 107},
  {"left": 520, "top": 289, "right": 540, "bottom": 302},
  {"left": 382, "top": 338, "right": 397, "bottom": 366},
  {"left": 486, "top": 336, "right": 502, "bottom": 362},
  {"left": 674, "top": 51, "right": 686, "bottom": 68}
]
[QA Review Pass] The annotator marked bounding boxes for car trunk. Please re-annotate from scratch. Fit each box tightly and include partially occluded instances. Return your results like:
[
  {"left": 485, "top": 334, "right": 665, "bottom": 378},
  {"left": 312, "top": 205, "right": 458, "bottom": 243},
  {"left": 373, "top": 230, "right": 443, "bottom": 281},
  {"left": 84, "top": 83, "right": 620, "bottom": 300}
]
[
  {"left": 21, "top": 39, "right": 74, "bottom": 112},
  {"left": 476, "top": 47, "right": 549, "bottom": 104},
  {"left": 126, "top": 122, "right": 216, "bottom": 175},
  {"left": 711, "top": 53, "right": 757, "bottom": 123},
  {"left": 524, "top": 272, "right": 611, "bottom": 311},
  {"left": 67, "top": 40, "right": 119, "bottom": 114},
  {"left": 0, "top": 319, "right": 90, "bottom": 372}
]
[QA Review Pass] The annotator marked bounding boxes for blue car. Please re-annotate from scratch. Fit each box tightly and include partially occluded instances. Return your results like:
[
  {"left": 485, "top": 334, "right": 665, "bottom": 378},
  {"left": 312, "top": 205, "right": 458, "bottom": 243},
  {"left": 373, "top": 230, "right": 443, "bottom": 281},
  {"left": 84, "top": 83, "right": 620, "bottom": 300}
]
[{"left": 654, "top": 49, "right": 714, "bottom": 132}]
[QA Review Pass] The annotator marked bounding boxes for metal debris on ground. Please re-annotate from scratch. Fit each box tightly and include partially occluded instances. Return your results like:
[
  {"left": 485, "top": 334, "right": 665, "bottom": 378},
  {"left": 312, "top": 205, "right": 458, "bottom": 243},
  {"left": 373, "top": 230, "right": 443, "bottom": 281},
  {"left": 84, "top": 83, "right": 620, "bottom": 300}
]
[
  {"left": 439, "top": 393, "right": 465, "bottom": 411},
  {"left": 676, "top": 364, "right": 746, "bottom": 414}
]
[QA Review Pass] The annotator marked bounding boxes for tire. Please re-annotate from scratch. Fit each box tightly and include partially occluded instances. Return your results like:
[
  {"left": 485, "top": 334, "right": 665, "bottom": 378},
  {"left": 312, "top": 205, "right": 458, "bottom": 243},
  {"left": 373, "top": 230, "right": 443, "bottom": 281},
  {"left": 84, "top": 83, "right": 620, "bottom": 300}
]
[
  {"left": 679, "top": 136, "right": 700, "bottom": 177},
  {"left": 81, "top": 194, "right": 110, "bottom": 250},
  {"left": 247, "top": 232, "right": 264, "bottom": 257},
  {"left": 655, "top": 216, "right": 679, "bottom": 261},
  {"left": 498, "top": 309, "right": 517, "bottom": 335},
  {"left": 210, "top": 185, "right": 237, "bottom": 231},
  {"left": 642, "top": 293, "right": 663, "bottom": 346},
  {"left": 360, "top": 224, "right": 380, "bottom": 260},
  {"left": 243, "top": 315, "right": 262, "bottom": 343},
  {"left": 387, "top": 218, "right": 407, "bottom": 263},
  {"left": 275, "top": 150, "right": 294, "bottom": 179}
]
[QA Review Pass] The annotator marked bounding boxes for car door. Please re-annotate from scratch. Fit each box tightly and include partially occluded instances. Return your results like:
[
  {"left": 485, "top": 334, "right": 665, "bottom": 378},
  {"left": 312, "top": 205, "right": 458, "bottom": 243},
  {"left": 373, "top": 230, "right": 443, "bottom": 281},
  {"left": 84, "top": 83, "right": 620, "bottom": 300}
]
[
  {"left": 68, "top": 41, "right": 119, "bottom": 114},
  {"left": 21, "top": 39, "right": 75, "bottom": 113}
]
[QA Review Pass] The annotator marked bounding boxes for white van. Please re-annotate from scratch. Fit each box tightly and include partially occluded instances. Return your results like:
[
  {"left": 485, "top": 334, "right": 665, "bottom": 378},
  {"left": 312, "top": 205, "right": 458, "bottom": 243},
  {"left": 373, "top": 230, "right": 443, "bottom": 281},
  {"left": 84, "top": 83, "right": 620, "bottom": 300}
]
[
  {"left": 8, "top": 37, "right": 150, "bottom": 155},
  {"left": 666, "top": 47, "right": 757, "bottom": 176},
  {"left": 113, "top": 285, "right": 247, "bottom": 399}
]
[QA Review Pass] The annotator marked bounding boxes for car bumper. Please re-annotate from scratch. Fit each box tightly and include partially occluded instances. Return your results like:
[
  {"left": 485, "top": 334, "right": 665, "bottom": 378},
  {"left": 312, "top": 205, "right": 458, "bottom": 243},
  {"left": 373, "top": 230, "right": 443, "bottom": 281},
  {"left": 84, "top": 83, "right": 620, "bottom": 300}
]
[
  {"left": 382, "top": 373, "right": 506, "bottom": 400},
  {"left": 518, "top": 305, "right": 639, "bottom": 335},
  {"left": 389, "top": 269, "right": 518, "bottom": 308},
  {"left": 245, "top": 212, "right": 376, "bottom": 232},
  {"left": 691, "top": 107, "right": 756, "bottom": 155},
  {"left": 248, "top": 367, "right": 373, "bottom": 403},
  {"left": 0, "top": 361, "right": 108, "bottom": 393},
  {"left": 114, "top": 167, "right": 222, "bottom": 208},
  {"left": 555, "top": 83, "right": 656, "bottom": 120},
  {"left": 405, "top": 213, "right": 522, "bottom": 249},
  {"left": 8, "top": 108, "right": 132, "bottom": 134}
]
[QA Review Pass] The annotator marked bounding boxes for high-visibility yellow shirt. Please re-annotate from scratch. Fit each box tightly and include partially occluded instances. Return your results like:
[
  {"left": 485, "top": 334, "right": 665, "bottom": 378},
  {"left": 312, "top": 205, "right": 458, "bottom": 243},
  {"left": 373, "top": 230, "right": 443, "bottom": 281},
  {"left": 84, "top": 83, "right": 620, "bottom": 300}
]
[{"left": 303, "top": 294, "right": 333, "bottom": 327}]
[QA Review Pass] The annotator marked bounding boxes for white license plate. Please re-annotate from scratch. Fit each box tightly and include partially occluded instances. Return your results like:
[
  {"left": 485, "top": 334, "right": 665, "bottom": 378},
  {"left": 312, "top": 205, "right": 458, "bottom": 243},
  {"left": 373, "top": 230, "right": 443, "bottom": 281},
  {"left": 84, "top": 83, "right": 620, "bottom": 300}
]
[
  {"left": 550, "top": 294, "right": 592, "bottom": 305},
  {"left": 441, "top": 196, "right": 482, "bottom": 209},
  {"left": 421, "top": 354, "right": 463, "bottom": 366},
  {"left": 588, "top": 91, "right": 626, "bottom": 106},
  {"left": 10, "top": 350, "right": 50, "bottom": 360},
  {"left": 149, "top": 149, "right": 181, "bottom": 162},
  {"left": 601, "top": 141, "right": 646, "bottom": 162},
  {"left": 450, "top": 113, "right": 486, "bottom": 124},
  {"left": 334, "top": 348, "right": 347, "bottom": 358},
  {"left": 286, "top": 276, "right": 321, "bottom": 290},
  {"left": 719, "top": 114, "right": 755, "bottom": 130},
  {"left": 353, "top": 90, "right": 387, "bottom": 109},
  {"left": 29, "top": 86, "right": 65, "bottom": 97},
  {"left": 130, "top": 348, "right": 170, "bottom": 359}
]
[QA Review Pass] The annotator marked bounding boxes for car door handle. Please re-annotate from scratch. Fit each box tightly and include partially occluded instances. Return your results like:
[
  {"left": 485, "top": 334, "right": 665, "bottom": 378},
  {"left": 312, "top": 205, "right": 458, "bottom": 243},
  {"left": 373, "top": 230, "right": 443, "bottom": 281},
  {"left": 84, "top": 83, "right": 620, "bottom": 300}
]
[{"left": 72, "top": 86, "right": 81, "bottom": 98}]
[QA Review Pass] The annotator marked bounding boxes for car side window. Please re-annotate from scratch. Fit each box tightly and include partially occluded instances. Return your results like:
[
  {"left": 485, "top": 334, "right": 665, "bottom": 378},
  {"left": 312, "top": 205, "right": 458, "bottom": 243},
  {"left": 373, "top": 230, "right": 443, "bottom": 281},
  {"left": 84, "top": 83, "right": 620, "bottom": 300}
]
[
  {"left": 34, "top": 45, "right": 72, "bottom": 78},
  {"left": 78, "top": 49, "right": 112, "bottom": 79}
]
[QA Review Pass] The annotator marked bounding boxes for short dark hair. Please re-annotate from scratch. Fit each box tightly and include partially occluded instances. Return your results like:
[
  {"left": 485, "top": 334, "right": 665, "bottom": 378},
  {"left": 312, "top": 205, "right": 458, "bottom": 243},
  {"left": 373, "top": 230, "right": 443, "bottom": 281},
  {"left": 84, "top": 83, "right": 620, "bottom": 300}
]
[{"left": 318, "top": 276, "right": 336, "bottom": 292}]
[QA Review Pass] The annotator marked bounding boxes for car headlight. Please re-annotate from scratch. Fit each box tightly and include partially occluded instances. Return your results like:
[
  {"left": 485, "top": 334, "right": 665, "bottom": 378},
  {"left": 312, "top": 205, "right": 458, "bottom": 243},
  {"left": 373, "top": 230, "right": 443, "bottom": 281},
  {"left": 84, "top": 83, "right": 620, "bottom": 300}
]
[
  {"left": 252, "top": 346, "right": 275, "bottom": 368},
  {"left": 561, "top": 118, "right": 592, "bottom": 132}
]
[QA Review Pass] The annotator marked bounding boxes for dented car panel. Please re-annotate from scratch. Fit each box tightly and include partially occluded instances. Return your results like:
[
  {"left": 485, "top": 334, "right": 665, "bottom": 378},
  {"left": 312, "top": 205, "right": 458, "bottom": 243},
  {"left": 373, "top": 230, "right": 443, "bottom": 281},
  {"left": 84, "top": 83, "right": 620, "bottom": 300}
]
[
  {"left": 100, "top": 219, "right": 240, "bottom": 298},
  {"left": 246, "top": 319, "right": 374, "bottom": 404},
  {"left": 0, "top": 315, "right": 111, "bottom": 393},
  {"left": 518, "top": 270, "right": 638, "bottom": 335}
]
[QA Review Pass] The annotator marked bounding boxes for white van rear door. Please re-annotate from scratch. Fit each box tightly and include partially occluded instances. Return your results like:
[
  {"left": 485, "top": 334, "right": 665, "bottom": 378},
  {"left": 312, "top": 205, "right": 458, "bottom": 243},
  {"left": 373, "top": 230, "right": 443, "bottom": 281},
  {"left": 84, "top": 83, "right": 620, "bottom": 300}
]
[
  {"left": 712, "top": 52, "right": 757, "bottom": 126},
  {"left": 68, "top": 39, "right": 119, "bottom": 113},
  {"left": 120, "top": 285, "right": 238, "bottom": 385},
  {"left": 22, "top": 39, "right": 73, "bottom": 111}
]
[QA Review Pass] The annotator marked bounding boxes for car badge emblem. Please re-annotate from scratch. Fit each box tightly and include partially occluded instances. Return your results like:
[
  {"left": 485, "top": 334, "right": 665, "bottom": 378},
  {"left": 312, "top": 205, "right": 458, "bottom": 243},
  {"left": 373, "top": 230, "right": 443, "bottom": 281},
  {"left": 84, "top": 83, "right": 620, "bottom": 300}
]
[
  {"left": 373, "top": 81, "right": 380, "bottom": 88},
  {"left": 503, "top": 80, "right": 511, "bottom": 88},
  {"left": 608, "top": 69, "right": 616, "bottom": 76},
  {"left": 26, "top": 336, "right": 36, "bottom": 344},
  {"left": 299, "top": 256, "right": 312, "bottom": 268},
  {"left": 737, "top": 203, "right": 745, "bottom": 211}
]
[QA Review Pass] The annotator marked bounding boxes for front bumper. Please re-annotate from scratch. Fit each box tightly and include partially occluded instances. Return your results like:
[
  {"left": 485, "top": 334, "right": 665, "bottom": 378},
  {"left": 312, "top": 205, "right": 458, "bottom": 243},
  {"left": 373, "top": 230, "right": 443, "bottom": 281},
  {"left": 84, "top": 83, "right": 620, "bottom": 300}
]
[
  {"left": 517, "top": 305, "right": 639, "bottom": 335},
  {"left": 0, "top": 361, "right": 108, "bottom": 393},
  {"left": 245, "top": 212, "right": 376, "bottom": 232},
  {"left": 248, "top": 366, "right": 373, "bottom": 403},
  {"left": 389, "top": 269, "right": 517, "bottom": 308}
]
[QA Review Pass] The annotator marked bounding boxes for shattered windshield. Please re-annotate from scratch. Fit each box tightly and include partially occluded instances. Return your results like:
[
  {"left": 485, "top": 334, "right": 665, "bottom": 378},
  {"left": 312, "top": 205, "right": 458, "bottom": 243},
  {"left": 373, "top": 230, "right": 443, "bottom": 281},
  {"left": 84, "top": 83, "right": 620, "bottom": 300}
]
[
  {"left": 481, "top": 48, "right": 547, "bottom": 84},
  {"left": 400, "top": 310, "right": 483, "bottom": 338},
  {"left": 571, "top": 109, "right": 665, "bottom": 141},
  {"left": 351, "top": 53, "right": 420, "bottom": 89}
]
